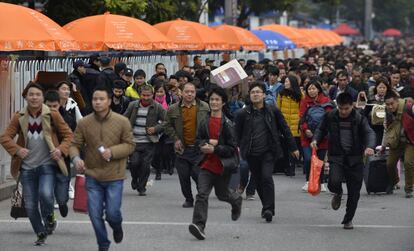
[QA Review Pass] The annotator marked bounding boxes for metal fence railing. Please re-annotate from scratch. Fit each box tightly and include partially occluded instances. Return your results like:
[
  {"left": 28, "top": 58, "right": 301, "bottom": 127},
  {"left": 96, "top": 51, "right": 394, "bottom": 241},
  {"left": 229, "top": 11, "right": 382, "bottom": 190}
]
[{"left": 0, "top": 49, "right": 305, "bottom": 183}]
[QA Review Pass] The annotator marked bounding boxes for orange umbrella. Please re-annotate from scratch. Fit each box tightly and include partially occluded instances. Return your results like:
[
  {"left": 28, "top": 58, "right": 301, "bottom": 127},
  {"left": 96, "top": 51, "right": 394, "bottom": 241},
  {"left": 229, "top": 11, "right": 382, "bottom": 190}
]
[
  {"left": 299, "top": 29, "right": 323, "bottom": 47},
  {"left": 64, "top": 12, "right": 175, "bottom": 51},
  {"left": 321, "top": 29, "right": 343, "bottom": 45},
  {"left": 258, "top": 24, "right": 310, "bottom": 47},
  {"left": 0, "top": 2, "right": 79, "bottom": 51},
  {"left": 154, "top": 19, "right": 229, "bottom": 51},
  {"left": 213, "top": 25, "right": 265, "bottom": 51}
]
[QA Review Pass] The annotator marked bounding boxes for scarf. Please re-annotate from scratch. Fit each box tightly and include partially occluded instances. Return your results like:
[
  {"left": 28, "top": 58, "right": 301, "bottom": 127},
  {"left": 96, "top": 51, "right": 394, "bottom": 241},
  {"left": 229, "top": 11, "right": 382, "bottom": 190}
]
[{"left": 155, "top": 95, "right": 168, "bottom": 110}]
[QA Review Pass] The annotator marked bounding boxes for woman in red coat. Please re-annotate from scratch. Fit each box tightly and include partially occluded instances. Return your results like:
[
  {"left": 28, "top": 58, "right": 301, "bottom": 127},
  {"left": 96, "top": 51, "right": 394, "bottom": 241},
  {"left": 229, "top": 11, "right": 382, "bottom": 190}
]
[{"left": 299, "top": 80, "right": 334, "bottom": 192}]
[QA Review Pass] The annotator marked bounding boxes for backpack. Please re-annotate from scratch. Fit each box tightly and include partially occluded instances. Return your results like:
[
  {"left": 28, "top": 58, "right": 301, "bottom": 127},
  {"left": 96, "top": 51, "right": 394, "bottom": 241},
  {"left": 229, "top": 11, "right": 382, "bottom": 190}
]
[
  {"left": 371, "top": 104, "right": 386, "bottom": 126},
  {"left": 402, "top": 100, "right": 414, "bottom": 144},
  {"left": 302, "top": 102, "right": 335, "bottom": 132}
]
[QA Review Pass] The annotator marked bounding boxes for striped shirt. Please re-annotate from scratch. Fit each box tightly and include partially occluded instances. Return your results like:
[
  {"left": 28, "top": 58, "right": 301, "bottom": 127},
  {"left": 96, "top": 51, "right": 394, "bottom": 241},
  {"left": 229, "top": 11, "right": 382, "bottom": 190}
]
[{"left": 133, "top": 106, "right": 150, "bottom": 143}]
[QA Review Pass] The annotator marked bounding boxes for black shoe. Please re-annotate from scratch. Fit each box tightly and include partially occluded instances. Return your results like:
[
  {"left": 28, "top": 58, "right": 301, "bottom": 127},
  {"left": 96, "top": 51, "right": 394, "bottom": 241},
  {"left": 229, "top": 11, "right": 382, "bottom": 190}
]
[
  {"left": 169, "top": 168, "right": 174, "bottom": 175},
  {"left": 331, "top": 193, "right": 342, "bottom": 210},
  {"left": 138, "top": 191, "right": 147, "bottom": 196},
  {"left": 98, "top": 248, "right": 109, "bottom": 251},
  {"left": 406, "top": 192, "right": 413, "bottom": 198},
  {"left": 231, "top": 196, "right": 242, "bottom": 221},
  {"left": 263, "top": 210, "right": 273, "bottom": 222},
  {"left": 189, "top": 223, "right": 205, "bottom": 240},
  {"left": 386, "top": 185, "right": 394, "bottom": 194},
  {"left": 34, "top": 232, "right": 47, "bottom": 246},
  {"left": 59, "top": 204, "right": 68, "bottom": 218},
  {"left": 182, "top": 201, "right": 193, "bottom": 208},
  {"left": 155, "top": 173, "right": 161, "bottom": 180},
  {"left": 113, "top": 226, "right": 123, "bottom": 243},
  {"left": 131, "top": 180, "right": 138, "bottom": 190},
  {"left": 343, "top": 221, "right": 354, "bottom": 230},
  {"left": 46, "top": 213, "right": 57, "bottom": 235}
]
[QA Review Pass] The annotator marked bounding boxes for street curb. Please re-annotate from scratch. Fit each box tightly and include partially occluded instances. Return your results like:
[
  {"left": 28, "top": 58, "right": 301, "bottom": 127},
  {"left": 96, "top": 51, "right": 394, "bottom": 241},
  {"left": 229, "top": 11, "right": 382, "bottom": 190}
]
[{"left": 0, "top": 181, "right": 15, "bottom": 202}]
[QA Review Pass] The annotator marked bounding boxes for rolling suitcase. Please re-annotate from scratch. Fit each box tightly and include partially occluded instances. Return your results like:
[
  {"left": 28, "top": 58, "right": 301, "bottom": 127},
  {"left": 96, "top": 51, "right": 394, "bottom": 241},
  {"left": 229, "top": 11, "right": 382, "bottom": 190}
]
[{"left": 364, "top": 153, "right": 389, "bottom": 194}]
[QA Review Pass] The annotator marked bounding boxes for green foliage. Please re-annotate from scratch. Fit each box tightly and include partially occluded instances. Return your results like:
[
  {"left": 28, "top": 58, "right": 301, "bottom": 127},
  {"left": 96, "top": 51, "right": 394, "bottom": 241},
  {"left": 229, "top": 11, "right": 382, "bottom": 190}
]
[{"left": 103, "top": 0, "right": 147, "bottom": 18}]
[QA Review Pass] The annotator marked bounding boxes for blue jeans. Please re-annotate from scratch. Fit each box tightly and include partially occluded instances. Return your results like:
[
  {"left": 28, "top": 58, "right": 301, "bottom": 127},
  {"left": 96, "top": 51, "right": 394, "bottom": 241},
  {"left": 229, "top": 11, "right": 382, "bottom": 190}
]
[
  {"left": 20, "top": 165, "right": 56, "bottom": 234},
  {"left": 303, "top": 147, "right": 327, "bottom": 182},
  {"left": 55, "top": 172, "right": 70, "bottom": 205},
  {"left": 86, "top": 176, "right": 123, "bottom": 249}
]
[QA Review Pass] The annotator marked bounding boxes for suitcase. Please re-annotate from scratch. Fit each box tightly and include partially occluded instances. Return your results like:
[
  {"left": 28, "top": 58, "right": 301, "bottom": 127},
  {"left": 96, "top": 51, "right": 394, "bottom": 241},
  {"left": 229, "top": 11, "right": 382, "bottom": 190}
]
[
  {"left": 73, "top": 175, "right": 88, "bottom": 214},
  {"left": 364, "top": 153, "right": 389, "bottom": 194}
]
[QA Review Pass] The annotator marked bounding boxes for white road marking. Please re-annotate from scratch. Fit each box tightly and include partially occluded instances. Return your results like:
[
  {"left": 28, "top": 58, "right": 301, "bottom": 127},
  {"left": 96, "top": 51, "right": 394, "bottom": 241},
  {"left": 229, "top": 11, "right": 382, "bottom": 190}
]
[{"left": 0, "top": 219, "right": 413, "bottom": 229}]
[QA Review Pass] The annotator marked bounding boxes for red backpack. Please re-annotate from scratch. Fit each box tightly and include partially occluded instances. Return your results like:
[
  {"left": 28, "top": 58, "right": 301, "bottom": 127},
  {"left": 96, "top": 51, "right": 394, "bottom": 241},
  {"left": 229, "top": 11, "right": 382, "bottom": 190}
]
[{"left": 402, "top": 100, "right": 414, "bottom": 144}]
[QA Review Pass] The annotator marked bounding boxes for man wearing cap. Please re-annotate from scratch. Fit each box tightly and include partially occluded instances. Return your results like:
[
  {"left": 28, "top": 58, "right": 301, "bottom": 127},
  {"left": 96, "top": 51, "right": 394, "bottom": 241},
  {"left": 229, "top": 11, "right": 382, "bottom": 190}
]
[
  {"left": 96, "top": 56, "right": 118, "bottom": 93},
  {"left": 122, "top": 68, "right": 134, "bottom": 87},
  {"left": 83, "top": 54, "right": 101, "bottom": 113},
  {"left": 193, "top": 56, "right": 202, "bottom": 69},
  {"left": 69, "top": 60, "right": 88, "bottom": 113}
]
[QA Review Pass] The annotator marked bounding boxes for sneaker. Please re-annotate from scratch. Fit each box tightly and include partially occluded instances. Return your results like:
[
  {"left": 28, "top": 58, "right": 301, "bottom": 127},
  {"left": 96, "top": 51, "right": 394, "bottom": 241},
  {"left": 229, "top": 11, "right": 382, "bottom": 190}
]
[
  {"left": 34, "top": 232, "right": 47, "bottom": 246},
  {"left": 155, "top": 173, "right": 161, "bottom": 180},
  {"left": 113, "top": 226, "right": 123, "bottom": 243},
  {"left": 343, "top": 221, "right": 354, "bottom": 230},
  {"left": 263, "top": 210, "right": 273, "bottom": 223},
  {"left": 189, "top": 223, "right": 205, "bottom": 240},
  {"left": 386, "top": 185, "right": 394, "bottom": 194},
  {"left": 54, "top": 203, "right": 59, "bottom": 209},
  {"left": 46, "top": 213, "right": 57, "bottom": 235},
  {"left": 59, "top": 204, "right": 68, "bottom": 218},
  {"left": 331, "top": 193, "right": 342, "bottom": 211},
  {"left": 231, "top": 196, "right": 242, "bottom": 221},
  {"left": 246, "top": 195, "right": 255, "bottom": 201},
  {"left": 321, "top": 184, "right": 327, "bottom": 192},
  {"left": 138, "top": 191, "right": 147, "bottom": 196},
  {"left": 406, "top": 192, "right": 413, "bottom": 198},
  {"left": 302, "top": 182, "right": 309, "bottom": 192},
  {"left": 68, "top": 183, "right": 75, "bottom": 200}
]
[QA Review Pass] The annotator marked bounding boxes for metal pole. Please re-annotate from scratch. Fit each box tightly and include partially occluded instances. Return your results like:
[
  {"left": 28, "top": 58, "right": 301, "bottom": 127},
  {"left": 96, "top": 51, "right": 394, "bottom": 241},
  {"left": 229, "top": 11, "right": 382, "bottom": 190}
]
[
  {"left": 364, "top": 0, "right": 373, "bottom": 40},
  {"left": 225, "top": 0, "right": 237, "bottom": 25}
]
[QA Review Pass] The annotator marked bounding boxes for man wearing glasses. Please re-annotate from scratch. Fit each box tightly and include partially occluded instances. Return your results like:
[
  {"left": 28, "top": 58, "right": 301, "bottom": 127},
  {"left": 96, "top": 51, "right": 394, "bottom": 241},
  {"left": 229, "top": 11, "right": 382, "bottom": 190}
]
[{"left": 234, "top": 82, "right": 299, "bottom": 223}]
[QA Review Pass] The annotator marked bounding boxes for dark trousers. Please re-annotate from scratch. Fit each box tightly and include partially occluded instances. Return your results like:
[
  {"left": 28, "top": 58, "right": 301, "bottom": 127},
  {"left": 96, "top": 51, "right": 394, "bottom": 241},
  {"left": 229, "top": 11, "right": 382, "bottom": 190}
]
[
  {"left": 175, "top": 147, "right": 201, "bottom": 202},
  {"left": 192, "top": 168, "right": 241, "bottom": 230},
  {"left": 246, "top": 151, "right": 275, "bottom": 215},
  {"left": 129, "top": 143, "right": 155, "bottom": 192},
  {"left": 328, "top": 159, "right": 364, "bottom": 224},
  {"left": 239, "top": 158, "right": 255, "bottom": 196}
]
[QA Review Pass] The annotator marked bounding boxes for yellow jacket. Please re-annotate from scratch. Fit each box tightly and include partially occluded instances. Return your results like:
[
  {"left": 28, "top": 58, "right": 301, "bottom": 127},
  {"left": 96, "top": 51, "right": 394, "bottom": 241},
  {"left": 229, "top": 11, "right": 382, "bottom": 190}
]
[
  {"left": 277, "top": 94, "right": 301, "bottom": 137},
  {"left": 125, "top": 83, "right": 153, "bottom": 100}
]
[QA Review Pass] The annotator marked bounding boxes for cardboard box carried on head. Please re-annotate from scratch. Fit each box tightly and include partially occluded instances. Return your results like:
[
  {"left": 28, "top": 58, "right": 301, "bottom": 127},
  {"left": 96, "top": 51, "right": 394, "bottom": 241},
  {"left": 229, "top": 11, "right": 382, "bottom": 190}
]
[{"left": 210, "top": 59, "right": 247, "bottom": 89}]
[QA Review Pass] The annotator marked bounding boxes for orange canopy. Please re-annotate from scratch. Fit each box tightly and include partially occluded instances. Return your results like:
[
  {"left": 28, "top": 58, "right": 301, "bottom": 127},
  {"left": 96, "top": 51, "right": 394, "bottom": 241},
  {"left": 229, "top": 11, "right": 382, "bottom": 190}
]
[
  {"left": 0, "top": 2, "right": 79, "bottom": 51},
  {"left": 154, "top": 19, "right": 229, "bottom": 51},
  {"left": 299, "top": 29, "right": 323, "bottom": 47},
  {"left": 299, "top": 29, "right": 342, "bottom": 47},
  {"left": 64, "top": 13, "right": 175, "bottom": 51},
  {"left": 213, "top": 25, "right": 265, "bottom": 51},
  {"left": 258, "top": 24, "right": 310, "bottom": 47}
]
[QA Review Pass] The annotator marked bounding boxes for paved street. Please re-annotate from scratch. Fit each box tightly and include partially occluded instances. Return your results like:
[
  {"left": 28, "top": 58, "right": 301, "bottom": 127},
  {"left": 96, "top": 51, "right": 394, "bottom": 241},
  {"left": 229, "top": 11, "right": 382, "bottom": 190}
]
[{"left": 0, "top": 171, "right": 413, "bottom": 251}]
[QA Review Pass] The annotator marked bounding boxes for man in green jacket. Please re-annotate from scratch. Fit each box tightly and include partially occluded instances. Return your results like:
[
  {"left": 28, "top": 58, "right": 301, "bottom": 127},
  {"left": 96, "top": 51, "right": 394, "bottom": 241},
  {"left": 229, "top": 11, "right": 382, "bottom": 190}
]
[
  {"left": 382, "top": 90, "right": 414, "bottom": 198},
  {"left": 164, "top": 82, "right": 209, "bottom": 208}
]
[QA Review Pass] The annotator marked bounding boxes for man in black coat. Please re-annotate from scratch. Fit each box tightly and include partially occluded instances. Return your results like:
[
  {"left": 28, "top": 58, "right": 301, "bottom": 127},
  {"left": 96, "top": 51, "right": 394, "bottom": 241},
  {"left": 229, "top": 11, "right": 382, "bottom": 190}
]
[
  {"left": 312, "top": 92, "right": 376, "bottom": 230},
  {"left": 235, "top": 81, "right": 299, "bottom": 223},
  {"left": 96, "top": 56, "right": 120, "bottom": 92}
]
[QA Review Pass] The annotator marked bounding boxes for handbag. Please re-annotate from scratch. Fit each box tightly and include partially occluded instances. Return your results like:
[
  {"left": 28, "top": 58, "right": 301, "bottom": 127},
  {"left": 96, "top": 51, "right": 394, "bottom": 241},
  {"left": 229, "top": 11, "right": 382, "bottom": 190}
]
[
  {"left": 308, "top": 148, "right": 324, "bottom": 196},
  {"left": 10, "top": 177, "right": 28, "bottom": 219},
  {"left": 73, "top": 174, "right": 88, "bottom": 214},
  {"left": 220, "top": 147, "right": 240, "bottom": 174}
]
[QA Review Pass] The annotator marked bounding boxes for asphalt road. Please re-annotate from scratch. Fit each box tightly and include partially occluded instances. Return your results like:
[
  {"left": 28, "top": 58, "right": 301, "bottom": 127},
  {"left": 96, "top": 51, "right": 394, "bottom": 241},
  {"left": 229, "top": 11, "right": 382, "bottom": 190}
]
[{"left": 0, "top": 171, "right": 413, "bottom": 251}]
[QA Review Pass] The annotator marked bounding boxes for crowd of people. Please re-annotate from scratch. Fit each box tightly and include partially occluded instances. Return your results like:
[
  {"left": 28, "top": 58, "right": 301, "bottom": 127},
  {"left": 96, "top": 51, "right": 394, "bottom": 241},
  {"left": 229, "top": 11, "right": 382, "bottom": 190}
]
[{"left": 1, "top": 38, "right": 414, "bottom": 250}]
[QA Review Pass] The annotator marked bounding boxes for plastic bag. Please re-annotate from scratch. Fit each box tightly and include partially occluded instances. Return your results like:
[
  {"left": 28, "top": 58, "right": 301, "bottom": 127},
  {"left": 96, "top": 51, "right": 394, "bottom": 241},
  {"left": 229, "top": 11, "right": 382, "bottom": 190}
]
[
  {"left": 308, "top": 148, "right": 324, "bottom": 196},
  {"left": 73, "top": 175, "right": 88, "bottom": 214}
]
